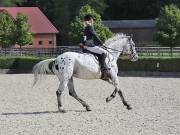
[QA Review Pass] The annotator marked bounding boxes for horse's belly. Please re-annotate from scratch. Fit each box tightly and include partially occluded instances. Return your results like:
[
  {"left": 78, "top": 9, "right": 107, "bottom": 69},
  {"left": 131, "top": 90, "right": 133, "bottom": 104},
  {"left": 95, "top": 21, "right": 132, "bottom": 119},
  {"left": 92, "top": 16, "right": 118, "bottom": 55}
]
[
  {"left": 73, "top": 60, "right": 101, "bottom": 79},
  {"left": 73, "top": 69, "right": 101, "bottom": 79}
]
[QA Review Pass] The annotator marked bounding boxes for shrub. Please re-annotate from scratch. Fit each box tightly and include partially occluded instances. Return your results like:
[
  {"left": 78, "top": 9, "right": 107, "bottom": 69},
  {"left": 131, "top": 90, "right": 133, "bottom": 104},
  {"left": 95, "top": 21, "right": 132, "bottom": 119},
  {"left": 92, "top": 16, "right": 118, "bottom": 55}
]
[
  {"left": 0, "top": 56, "right": 180, "bottom": 73},
  {"left": 0, "top": 57, "right": 44, "bottom": 72},
  {"left": 118, "top": 57, "right": 180, "bottom": 72},
  {"left": 0, "top": 57, "right": 17, "bottom": 69}
]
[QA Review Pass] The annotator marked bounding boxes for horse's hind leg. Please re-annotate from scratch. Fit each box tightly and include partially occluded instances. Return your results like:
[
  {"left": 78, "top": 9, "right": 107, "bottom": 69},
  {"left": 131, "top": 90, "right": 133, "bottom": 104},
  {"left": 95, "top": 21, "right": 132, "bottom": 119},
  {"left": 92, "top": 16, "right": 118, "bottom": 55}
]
[
  {"left": 56, "top": 82, "right": 67, "bottom": 113},
  {"left": 68, "top": 77, "right": 91, "bottom": 111}
]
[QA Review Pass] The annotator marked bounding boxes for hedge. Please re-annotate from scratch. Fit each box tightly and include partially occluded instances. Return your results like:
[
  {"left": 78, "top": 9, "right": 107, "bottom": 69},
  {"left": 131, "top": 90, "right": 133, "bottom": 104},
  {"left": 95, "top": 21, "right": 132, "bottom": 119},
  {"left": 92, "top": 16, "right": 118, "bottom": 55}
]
[
  {"left": 0, "top": 57, "right": 45, "bottom": 72},
  {"left": 0, "top": 56, "right": 180, "bottom": 73},
  {"left": 118, "top": 57, "right": 180, "bottom": 72}
]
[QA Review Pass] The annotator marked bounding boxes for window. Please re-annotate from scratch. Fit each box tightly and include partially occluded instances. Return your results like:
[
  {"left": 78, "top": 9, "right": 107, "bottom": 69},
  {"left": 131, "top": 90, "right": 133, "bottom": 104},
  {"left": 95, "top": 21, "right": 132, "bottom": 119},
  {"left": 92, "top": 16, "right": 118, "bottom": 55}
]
[
  {"left": 39, "top": 41, "right": 43, "bottom": 45},
  {"left": 49, "top": 41, "right": 53, "bottom": 44}
]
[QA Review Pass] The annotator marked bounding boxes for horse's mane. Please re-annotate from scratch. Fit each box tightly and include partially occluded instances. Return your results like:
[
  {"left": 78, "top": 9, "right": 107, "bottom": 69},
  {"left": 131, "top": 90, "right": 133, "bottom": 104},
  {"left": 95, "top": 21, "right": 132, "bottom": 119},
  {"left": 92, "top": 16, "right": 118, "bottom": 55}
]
[{"left": 105, "top": 33, "right": 127, "bottom": 46}]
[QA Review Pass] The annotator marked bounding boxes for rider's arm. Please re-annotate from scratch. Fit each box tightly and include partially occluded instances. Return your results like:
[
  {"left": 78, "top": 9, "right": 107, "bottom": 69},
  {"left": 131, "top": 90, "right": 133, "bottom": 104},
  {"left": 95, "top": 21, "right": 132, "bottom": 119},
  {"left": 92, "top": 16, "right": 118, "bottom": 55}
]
[{"left": 88, "top": 26, "right": 103, "bottom": 46}]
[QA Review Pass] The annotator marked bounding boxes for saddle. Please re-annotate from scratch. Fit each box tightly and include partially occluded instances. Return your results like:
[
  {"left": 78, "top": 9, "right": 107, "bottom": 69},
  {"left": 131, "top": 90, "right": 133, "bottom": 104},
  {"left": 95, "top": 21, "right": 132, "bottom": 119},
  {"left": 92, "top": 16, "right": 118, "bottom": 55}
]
[
  {"left": 82, "top": 48, "right": 101, "bottom": 59},
  {"left": 82, "top": 48, "right": 111, "bottom": 80}
]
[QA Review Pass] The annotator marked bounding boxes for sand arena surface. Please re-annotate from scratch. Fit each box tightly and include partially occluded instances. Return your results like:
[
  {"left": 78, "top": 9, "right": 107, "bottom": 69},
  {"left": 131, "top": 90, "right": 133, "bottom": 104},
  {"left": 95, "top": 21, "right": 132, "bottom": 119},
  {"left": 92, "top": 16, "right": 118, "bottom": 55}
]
[{"left": 0, "top": 74, "right": 179, "bottom": 135}]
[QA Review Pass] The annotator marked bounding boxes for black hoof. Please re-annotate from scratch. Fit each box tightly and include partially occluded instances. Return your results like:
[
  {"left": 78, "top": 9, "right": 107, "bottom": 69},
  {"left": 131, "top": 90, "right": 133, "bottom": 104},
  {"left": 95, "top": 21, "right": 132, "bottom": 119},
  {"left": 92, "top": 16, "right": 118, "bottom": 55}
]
[
  {"left": 86, "top": 106, "right": 92, "bottom": 111},
  {"left": 106, "top": 97, "right": 110, "bottom": 103},
  {"left": 106, "top": 97, "right": 113, "bottom": 103},
  {"left": 58, "top": 107, "right": 67, "bottom": 113},
  {"left": 58, "top": 110, "right": 67, "bottom": 113},
  {"left": 126, "top": 105, "right": 132, "bottom": 110}
]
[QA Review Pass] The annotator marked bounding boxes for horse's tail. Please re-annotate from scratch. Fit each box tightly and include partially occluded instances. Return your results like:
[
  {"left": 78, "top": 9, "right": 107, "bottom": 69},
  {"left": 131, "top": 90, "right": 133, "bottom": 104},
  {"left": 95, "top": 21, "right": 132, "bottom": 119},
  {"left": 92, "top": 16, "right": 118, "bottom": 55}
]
[{"left": 32, "top": 58, "right": 56, "bottom": 86}]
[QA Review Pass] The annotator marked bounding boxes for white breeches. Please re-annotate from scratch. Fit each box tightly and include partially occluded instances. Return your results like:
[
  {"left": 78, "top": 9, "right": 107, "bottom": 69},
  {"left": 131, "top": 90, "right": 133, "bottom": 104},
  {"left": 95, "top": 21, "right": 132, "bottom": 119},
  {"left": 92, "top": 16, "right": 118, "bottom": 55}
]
[{"left": 84, "top": 46, "right": 106, "bottom": 55}]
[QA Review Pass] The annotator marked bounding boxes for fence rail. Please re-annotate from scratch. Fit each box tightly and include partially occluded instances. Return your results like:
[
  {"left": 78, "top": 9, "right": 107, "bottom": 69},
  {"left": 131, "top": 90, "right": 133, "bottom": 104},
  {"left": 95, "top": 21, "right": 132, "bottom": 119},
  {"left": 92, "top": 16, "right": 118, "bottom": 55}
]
[
  {"left": 0, "top": 46, "right": 80, "bottom": 57},
  {"left": 0, "top": 46, "right": 180, "bottom": 57},
  {"left": 136, "top": 47, "right": 180, "bottom": 56}
]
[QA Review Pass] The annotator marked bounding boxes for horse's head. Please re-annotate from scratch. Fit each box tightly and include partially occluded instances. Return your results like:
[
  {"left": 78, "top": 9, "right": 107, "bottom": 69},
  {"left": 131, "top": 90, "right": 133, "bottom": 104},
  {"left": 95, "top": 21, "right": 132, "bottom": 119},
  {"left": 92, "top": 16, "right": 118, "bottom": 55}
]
[
  {"left": 105, "top": 33, "right": 138, "bottom": 62},
  {"left": 123, "top": 36, "right": 138, "bottom": 62}
]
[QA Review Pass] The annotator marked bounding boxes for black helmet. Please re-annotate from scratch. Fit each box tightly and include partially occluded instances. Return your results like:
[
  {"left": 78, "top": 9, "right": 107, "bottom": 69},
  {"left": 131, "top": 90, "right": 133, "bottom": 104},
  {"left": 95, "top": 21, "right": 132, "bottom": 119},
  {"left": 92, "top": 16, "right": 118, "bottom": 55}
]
[{"left": 84, "top": 14, "right": 94, "bottom": 21}]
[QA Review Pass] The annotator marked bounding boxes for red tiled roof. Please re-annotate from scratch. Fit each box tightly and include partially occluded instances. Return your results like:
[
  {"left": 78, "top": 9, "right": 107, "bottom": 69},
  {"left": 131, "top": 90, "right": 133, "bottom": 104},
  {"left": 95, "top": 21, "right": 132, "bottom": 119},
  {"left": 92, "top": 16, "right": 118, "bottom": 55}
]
[{"left": 0, "top": 7, "right": 59, "bottom": 34}]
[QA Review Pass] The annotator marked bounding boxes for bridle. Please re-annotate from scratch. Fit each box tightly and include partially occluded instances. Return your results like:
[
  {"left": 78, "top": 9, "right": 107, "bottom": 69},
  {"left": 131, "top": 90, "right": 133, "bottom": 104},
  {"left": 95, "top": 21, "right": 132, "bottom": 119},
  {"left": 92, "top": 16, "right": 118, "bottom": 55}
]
[
  {"left": 128, "top": 37, "right": 137, "bottom": 60},
  {"left": 101, "top": 36, "right": 137, "bottom": 62},
  {"left": 102, "top": 36, "right": 135, "bottom": 54}
]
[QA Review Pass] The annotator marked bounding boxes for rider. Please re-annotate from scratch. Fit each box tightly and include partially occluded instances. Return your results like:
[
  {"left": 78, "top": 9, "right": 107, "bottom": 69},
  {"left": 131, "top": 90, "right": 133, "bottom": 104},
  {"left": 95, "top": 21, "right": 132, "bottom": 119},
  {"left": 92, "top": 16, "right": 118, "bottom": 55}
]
[{"left": 80, "top": 14, "right": 110, "bottom": 79}]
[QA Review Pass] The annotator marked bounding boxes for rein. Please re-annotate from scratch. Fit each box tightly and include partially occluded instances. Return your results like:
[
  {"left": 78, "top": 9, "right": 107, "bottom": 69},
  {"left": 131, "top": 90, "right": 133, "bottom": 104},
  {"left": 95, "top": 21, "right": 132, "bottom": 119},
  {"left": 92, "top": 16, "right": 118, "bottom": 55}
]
[
  {"left": 101, "top": 46, "right": 122, "bottom": 53},
  {"left": 102, "top": 35, "right": 131, "bottom": 53}
]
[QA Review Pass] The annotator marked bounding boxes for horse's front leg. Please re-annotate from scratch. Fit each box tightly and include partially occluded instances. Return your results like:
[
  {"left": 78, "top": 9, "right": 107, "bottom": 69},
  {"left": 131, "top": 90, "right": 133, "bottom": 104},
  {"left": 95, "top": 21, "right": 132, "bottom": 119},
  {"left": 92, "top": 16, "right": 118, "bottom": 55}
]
[
  {"left": 106, "top": 87, "right": 118, "bottom": 103},
  {"left": 105, "top": 70, "right": 119, "bottom": 102},
  {"left": 106, "top": 73, "right": 132, "bottom": 110},
  {"left": 117, "top": 89, "right": 132, "bottom": 110}
]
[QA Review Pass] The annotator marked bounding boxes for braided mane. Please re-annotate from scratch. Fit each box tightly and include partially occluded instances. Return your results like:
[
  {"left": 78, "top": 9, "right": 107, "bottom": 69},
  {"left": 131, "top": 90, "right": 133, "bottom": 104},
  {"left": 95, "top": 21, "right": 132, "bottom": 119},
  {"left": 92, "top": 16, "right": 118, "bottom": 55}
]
[{"left": 105, "top": 33, "right": 127, "bottom": 46}]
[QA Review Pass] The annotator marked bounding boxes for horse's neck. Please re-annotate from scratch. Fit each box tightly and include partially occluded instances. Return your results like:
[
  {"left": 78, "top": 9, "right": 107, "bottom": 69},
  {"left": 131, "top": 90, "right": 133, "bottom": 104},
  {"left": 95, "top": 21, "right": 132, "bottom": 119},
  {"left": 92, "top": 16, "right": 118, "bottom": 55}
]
[{"left": 106, "top": 38, "right": 125, "bottom": 61}]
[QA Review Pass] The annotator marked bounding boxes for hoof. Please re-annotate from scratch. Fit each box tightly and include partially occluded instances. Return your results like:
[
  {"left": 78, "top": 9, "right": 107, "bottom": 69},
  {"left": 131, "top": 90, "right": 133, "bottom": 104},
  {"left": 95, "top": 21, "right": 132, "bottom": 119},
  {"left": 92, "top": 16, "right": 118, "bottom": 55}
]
[
  {"left": 58, "top": 107, "right": 67, "bottom": 113},
  {"left": 126, "top": 105, "right": 132, "bottom": 110},
  {"left": 106, "top": 97, "right": 109, "bottom": 103},
  {"left": 86, "top": 106, "right": 92, "bottom": 111},
  {"left": 106, "top": 97, "right": 112, "bottom": 103}
]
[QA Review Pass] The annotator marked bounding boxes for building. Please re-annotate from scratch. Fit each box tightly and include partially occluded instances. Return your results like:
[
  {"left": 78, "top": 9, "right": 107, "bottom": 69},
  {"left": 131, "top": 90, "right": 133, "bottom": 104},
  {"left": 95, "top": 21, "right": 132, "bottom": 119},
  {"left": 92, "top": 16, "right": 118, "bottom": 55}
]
[
  {"left": 103, "top": 20, "right": 156, "bottom": 45},
  {"left": 0, "top": 7, "right": 59, "bottom": 48}
]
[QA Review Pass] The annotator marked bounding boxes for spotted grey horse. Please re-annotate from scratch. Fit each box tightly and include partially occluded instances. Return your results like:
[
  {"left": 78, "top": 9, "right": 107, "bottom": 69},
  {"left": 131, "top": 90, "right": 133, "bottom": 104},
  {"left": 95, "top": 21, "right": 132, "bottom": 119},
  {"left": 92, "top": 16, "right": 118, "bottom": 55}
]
[{"left": 33, "top": 34, "right": 138, "bottom": 113}]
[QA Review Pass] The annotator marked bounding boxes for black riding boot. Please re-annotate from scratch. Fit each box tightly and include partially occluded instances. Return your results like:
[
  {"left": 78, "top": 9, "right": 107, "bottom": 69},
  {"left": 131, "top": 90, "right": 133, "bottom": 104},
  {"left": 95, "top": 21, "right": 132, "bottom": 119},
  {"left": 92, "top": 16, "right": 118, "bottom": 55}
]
[{"left": 98, "top": 53, "right": 110, "bottom": 80}]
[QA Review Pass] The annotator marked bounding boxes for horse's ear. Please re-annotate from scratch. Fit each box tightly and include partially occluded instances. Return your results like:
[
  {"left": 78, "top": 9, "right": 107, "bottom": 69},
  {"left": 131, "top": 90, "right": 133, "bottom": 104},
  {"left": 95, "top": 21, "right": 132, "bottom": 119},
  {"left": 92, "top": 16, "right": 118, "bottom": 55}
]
[{"left": 130, "top": 34, "right": 133, "bottom": 38}]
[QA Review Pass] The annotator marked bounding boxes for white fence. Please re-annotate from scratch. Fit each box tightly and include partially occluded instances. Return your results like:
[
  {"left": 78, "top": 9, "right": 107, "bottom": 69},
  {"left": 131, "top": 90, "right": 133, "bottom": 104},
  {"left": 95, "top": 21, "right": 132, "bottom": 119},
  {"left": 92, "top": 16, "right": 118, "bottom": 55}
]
[
  {"left": 0, "top": 46, "right": 80, "bottom": 57},
  {"left": 136, "top": 47, "right": 180, "bottom": 56},
  {"left": 0, "top": 46, "right": 180, "bottom": 57}
]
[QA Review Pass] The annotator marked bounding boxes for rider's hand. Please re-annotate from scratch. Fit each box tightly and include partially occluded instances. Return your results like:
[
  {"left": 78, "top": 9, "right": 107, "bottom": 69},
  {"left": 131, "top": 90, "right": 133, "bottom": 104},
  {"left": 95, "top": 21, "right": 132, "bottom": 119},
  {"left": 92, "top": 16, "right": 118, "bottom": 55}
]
[
  {"left": 79, "top": 43, "right": 84, "bottom": 49},
  {"left": 101, "top": 43, "right": 105, "bottom": 47}
]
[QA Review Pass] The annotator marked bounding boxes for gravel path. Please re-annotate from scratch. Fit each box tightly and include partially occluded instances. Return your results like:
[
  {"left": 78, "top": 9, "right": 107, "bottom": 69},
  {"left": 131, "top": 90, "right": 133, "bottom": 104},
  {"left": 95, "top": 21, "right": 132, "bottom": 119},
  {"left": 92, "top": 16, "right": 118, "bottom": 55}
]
[{"left": 0, "top": 74, "right": 179, "bottom": 135}]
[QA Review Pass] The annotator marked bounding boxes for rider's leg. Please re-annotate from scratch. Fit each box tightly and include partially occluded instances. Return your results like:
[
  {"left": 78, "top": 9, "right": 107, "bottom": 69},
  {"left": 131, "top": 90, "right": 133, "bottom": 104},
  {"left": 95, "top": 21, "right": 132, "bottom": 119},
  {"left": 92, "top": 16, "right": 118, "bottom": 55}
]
[
  {"left": 84, "top": 46, "right": 110, "bottom": 79},
  {"left": 98, "top": 53, "right": 110, "bottom": 71}
]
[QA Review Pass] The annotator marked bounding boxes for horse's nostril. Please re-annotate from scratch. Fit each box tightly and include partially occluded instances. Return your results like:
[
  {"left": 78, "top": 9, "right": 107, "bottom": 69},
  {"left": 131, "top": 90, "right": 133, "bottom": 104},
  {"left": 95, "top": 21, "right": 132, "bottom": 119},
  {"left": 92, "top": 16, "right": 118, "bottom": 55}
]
[{"left": 55, "top": 64, "right": 59, "bottom": 70}]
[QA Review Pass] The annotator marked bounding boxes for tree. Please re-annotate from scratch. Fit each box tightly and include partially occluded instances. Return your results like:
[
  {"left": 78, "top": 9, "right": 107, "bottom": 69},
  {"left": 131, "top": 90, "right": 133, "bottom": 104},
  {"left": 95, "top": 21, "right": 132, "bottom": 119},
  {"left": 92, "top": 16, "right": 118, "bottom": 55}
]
[
  {"left": 53, "top": 0, "right": 107, "bottom": 45},
  {"left": 0, "top": 11, "right": 32, "bottom": 51},
  {"left": 104, "top": 0, "right": 180, "bottom": 20},
  {"left": 23, "top": 0, "right": 107, "bottom": 45},
  {"left": 0, "top": 11, "right": 16, "bottom": 48},
  {"left": 15, "top": 13, "right": 32, "bottom": 48},
  {"left": 22, "top": 0, "right": 56, "bottom": 23},
  {"left": 70, "top": 5, "right": 113, "bottom": 45},
  {"left": 155, "top": 4, "right": 180, "bottom": 55},
  {"left": 0, "top": 0, "right": 23, "bottom": 6}
]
